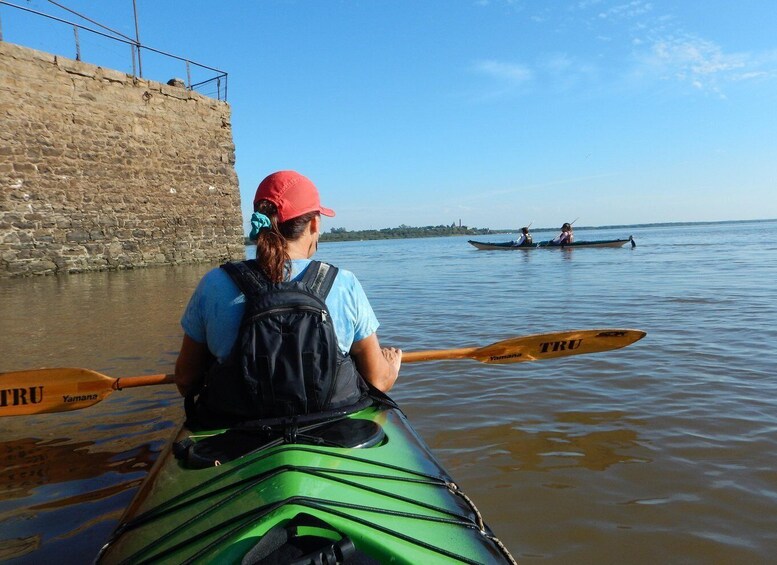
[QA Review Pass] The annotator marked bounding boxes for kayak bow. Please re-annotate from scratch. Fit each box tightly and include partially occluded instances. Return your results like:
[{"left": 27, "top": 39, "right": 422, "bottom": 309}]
[{"left": 97, "top": 401, "right": 516, "bottom": 564}]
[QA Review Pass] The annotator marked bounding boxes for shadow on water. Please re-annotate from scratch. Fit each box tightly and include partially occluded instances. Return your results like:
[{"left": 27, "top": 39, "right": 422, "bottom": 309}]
[{"left": 432, "top": 410, "right": 649, "bottom": 474}]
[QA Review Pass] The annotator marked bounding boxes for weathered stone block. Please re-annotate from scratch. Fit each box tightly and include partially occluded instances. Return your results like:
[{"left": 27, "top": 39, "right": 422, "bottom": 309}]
[
  {"left": 29, "top": 260, "right": 58, "bottom": 273},
  {"left": 65, "top": 231, "right": 90, "bottom": 243}
]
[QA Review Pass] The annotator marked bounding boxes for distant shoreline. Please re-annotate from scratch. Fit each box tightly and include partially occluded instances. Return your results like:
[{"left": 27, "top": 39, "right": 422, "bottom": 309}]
[{"left": 243, "top": 218, "right": 775, "bottom": 244}]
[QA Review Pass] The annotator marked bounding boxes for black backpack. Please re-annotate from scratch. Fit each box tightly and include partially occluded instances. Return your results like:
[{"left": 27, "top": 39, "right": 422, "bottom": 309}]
[{"left": 192, "top": 260, "right": 369, "bottom": 426}]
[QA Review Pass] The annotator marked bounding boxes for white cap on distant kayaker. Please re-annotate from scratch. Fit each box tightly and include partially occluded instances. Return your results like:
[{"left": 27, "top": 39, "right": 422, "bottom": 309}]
[{"left": 253, "top": 170, "right": 335, "bottom": 223}]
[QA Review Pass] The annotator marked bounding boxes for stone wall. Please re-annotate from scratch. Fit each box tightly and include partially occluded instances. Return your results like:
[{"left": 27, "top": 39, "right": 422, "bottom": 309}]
[{"left": 0, "top": 41, "right": 244, "bottom": 277}]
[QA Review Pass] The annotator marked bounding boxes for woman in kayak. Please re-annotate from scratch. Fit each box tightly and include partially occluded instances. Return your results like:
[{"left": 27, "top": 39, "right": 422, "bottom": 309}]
[
  {"left": 174, "top": 170, "right": 401, "bottom": 421},
  {"left": 552, "top": 222, "right": 574, "bottom": 245},
  {"left": 513, "top": 226, "right": 533, "bottom": 246}
]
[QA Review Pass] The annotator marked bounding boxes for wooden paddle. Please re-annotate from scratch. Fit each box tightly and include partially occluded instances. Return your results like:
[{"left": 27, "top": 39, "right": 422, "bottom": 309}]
[
  {"left": 403, "top": 328, "right": 645, "bottom": 364},
  {"left": 0, "top": 329, "right": 645, "bottom": 417}
]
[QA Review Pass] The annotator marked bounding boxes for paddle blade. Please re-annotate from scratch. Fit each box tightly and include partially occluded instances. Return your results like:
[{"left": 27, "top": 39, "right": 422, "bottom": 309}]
[
  {"left": 471, "top": 329, "right": 646, "bottom": 364},
  {"left": 0, "top": 368, "right": 118, "bottom": 416},
  {"left": 0, "top": 369, "right": 175, "bottom": 417},
  {"left": 402, "top": 329, "right": 646, "bottom": 365}
]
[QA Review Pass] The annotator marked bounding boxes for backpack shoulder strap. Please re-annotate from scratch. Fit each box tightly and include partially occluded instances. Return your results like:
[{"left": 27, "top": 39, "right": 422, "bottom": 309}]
[
  {"left": 220, "top": 260, "right": 268, "bottom": 299},
  {"left": 300, "top": 260, "right": 339, "bottom": 299}
]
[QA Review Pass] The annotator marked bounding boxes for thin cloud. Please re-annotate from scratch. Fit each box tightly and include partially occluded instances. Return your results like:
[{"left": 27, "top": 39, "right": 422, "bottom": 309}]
[
  {"left": 596, "top": 0, "right": 655, "bottom": 20},
  {"left": 577, "top": 0, "right": 606, "bottom": 8},
  {"left": 469, "top": 59, "right": 534, "bottom": 99},
  {"left": 641, "top": 35, "right": 753, "bottom": 95},
  {"left": 474, "top": 59, "right": 533, "bottom": 84},
  {"left": 733, "top": 70, "right": 770, "bottom": 81}
]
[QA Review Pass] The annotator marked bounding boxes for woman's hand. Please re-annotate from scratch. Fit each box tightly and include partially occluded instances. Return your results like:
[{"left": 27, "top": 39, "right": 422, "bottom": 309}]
[
  {"left": 350, "top": 334, "right": 401, "bottom": 392},
  {"left": 381, "top": 346, "right": 402, "bottom": 381}
]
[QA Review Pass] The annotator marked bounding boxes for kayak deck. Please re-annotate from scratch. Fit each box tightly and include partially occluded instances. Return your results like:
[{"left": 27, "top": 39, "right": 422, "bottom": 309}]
[
  {"left": 97, "top": 403, "right": 515, "bottom": 564},
  {"left": 469, "top": 236, "right": 635, "bottom": 250}
]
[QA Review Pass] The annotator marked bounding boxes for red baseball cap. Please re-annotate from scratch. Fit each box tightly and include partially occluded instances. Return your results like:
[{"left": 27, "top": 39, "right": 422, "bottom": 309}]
[{"left": 253, "top": 170, "right": 335, "bottom": 223}]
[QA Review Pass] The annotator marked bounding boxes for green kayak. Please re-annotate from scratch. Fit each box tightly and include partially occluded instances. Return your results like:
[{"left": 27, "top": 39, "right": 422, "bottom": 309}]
[{"left": 97, "top": 400, "right": 516, "bottom": 564}]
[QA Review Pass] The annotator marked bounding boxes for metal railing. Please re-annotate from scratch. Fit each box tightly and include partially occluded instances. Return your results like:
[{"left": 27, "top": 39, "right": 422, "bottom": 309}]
[{"left": 0, "top": 0, "right": 227, "bottom": 101}]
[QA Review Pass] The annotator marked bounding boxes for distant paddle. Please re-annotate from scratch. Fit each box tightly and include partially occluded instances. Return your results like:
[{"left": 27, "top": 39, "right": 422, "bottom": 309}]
[{"left": 1, "top": 329, "right": 645, "bottom": 416}]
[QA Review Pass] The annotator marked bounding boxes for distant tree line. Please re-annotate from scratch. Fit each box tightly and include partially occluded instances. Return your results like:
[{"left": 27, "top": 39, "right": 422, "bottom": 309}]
[
  {"left": 320, "top": 223, "right": 498, "bottom": 242},
  {"left": 243, "top": 223, "right": 503, "bottom": 245}
]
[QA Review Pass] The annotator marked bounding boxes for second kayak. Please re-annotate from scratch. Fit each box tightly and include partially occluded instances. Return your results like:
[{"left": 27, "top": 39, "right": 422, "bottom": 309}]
[{"left": 469, "top": 236, "right": 635, "bottom": 250}]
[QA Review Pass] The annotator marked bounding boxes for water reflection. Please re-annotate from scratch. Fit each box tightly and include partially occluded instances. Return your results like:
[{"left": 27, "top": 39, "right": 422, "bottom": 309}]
[
  {"left": 434, "top": 411, "right": 649, "bottom": 473},
  {"left": 0, "top": 536, "right": 40, "bottom": 562},
  {"left": 0, "top": 265, "right": 206, "bottom": 373},
  {"left": 0, "top": 437, "right": 158, "bottom": 502},
  {"left": 0, "top": 435, "right": 162, "bottom": 562}
]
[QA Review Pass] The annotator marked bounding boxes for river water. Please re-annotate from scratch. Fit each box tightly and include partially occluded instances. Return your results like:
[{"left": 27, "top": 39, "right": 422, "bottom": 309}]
[{"left": 1, "top": 220, "right": 776, "bottom": 564}]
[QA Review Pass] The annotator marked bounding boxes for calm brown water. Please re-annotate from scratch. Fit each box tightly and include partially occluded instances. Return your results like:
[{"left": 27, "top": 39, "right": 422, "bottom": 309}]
[{"left": 1, "top": 221, "right": 776, "bottom": 564}]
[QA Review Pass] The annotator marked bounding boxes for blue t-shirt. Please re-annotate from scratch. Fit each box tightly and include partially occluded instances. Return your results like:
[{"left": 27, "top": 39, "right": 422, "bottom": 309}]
[{"left": 181, "top": 259, "right": 379, "bottom": 360}]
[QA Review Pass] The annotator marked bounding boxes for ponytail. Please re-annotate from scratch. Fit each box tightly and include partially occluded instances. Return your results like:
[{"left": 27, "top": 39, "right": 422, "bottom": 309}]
[{"left": 254, "top": 200, "right": 318, "bottom": 283}]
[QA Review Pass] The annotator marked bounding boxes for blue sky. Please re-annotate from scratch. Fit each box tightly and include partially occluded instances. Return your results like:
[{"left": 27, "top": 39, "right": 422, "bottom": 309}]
[{"left": 2, "top": 0, "right": 776, "bottom": 231}]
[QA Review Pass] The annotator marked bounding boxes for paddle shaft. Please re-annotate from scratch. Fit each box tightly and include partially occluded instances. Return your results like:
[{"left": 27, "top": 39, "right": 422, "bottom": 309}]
[
  {"left": 403, "top": 347, "right": 477, "bottom": 363},
  {"left": 116, "top": 373, "right": 174, "bottom": 389}
]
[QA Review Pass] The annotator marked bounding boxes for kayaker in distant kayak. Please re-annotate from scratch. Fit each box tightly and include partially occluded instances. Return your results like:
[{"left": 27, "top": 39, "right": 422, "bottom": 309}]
[
  {"left": 551, "top": 222, "right": 574, "bottom": 245},
  {"left": 174, "top": 170, "right": 401, "bottom": 424},
  {"left": 512, "top": 226, "right": 533, "bottom": 246}
]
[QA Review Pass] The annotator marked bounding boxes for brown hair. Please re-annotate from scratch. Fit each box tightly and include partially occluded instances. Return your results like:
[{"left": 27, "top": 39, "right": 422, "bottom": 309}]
[{"left": 254, "top": 200, "right": 318, "bottom": 283}]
